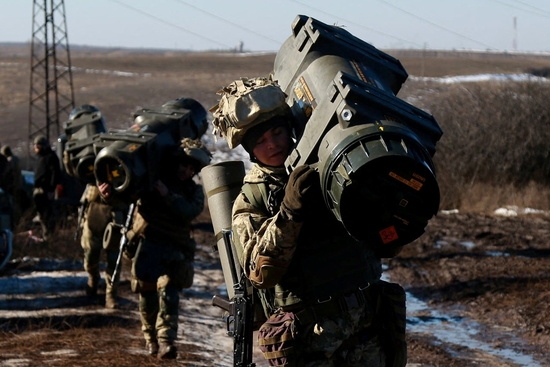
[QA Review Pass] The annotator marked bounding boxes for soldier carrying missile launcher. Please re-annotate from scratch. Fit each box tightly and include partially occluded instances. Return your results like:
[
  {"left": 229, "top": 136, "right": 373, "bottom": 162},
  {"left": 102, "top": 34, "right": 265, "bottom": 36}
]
[{"left": 210, "top": 76, "right": 407, "bottom": 367}]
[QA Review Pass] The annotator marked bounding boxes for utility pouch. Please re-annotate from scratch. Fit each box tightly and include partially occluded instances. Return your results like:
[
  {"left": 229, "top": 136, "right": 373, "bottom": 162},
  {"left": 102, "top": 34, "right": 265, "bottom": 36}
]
[
  {"left": 375, "top": 280, "right": 407, "bottom": 367},
  {"left": 258, "top": 312, "right": 299, "bottom": 366}
]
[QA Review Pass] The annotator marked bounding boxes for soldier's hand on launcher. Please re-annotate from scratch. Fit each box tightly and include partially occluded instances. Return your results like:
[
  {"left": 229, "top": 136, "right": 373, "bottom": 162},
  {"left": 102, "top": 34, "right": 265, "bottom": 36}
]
[
  {"left": 280, "top": 165, "right": 320, "bottom": 222},
  {"left": 98, "top": 182, "right": 112, "bottom": 199}
]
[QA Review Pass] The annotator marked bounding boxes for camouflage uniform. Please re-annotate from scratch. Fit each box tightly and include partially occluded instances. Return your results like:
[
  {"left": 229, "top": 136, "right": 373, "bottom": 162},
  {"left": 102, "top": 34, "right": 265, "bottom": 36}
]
[
  {"left": 130, "top": 175, "right": 203, "bottom": 352},
  {"left": 32, "top": 136, "right": 61, "bottom": 241},
  {"left": 80, "top": 184, "right": 126, "bottom": 307},
  {"left": 212, "top": 76, "right": 405, "bottom": 366},
  {"left": 233, "top": 164, "right": 386, "bottom": 367}
]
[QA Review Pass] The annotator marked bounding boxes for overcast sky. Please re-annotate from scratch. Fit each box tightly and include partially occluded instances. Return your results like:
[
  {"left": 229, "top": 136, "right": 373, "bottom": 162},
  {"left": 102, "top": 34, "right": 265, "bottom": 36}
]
[{"left": 1, "top": 0, "right": 550, "bottom": 53}]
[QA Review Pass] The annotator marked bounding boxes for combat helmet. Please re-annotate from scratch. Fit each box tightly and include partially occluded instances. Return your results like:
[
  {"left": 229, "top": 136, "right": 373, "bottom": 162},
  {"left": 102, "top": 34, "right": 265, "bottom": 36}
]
[
  {"left": 68, "top": 104, "right": 100, "bottom": 121},
  {"left": 65, "top": 104, "right": 107, "bottom": 134},
  {"left": 210, "top": 76, "right": 292, "bottom": 149},
  {"left": 176, "top": 137, "right": 212, "bottom": 171},
  {"left": 161, "top": 97, "right": 208, "bottom": 139}
]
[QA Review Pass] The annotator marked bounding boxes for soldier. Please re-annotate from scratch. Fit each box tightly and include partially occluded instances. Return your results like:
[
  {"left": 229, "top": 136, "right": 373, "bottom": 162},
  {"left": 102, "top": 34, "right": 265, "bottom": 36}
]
[
  {"left": 0, "top": 143, "right": 13, "bottom": 230},
  {"left": 78, "top": 183, "right": 127, "bottom": 308},
  {"left": 0, "top": 145, "right": 23, "bottom": 226},
  {"left": 98, "top": 138, "right": 211, "bottom": 359},
  {"left": 32, "top": 135, "right": 61, "bottom": 241},
  {"left": 61, "top": 104, "right": 125, "bottom": 308},
  {"left": 211, "top": 77, "right": 407, "bottom": 366},
  {"left": 0, "top": 144, "right": 11, "bottom": 193}
]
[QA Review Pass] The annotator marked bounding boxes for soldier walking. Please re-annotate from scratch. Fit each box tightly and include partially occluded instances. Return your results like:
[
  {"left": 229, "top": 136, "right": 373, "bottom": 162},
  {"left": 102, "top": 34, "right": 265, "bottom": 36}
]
[{"left": 211, "top": 77, "right": 407, "bottom": 366}]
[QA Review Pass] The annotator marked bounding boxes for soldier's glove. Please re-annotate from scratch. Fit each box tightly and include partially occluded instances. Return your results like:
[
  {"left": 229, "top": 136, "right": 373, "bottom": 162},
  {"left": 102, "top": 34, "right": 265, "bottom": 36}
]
[{"left": 280, "top": 165, "right": 319, "bottom": 222}]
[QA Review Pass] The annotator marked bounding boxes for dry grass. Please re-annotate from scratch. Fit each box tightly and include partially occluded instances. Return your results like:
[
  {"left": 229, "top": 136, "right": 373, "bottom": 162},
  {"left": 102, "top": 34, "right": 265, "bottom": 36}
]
[
  {"left": 416, "top": 80, "right": 550, "bottom": 210},
  {"left": 0, "top": 326, "right": 204, "bottom": 367},
  {"left": 459, "top": 182, "right": 550, "bottom": 213}
]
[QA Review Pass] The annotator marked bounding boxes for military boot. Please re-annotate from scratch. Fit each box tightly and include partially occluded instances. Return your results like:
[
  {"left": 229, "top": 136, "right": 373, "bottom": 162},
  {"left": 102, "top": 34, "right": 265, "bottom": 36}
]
[
  {"left": 145, "top": 340, "right": 159, "bottom": 356},
  {"left": 157, "top": 341, "right": 177, "bottom": 360},
  {"left": 105, "top": 293, "right": 119, "bottom": 309}
]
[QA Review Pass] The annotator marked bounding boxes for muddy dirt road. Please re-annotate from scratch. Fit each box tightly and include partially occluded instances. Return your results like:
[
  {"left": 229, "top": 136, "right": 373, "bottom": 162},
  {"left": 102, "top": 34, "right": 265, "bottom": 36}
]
[{"left": 1, "top": 207, "right": 549, "bottom": 366}]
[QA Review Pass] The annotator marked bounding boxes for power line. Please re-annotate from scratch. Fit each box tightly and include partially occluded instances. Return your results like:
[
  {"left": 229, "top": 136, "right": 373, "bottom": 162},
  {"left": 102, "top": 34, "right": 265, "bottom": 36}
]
[
  {"left": 107, "top": 0, "right": 231, "bottom": 49},
  {"left": 492, "top": 0, "right": 550, "bottom": 18},
  {"left": 374, "top": 0, "right": 496, "bottom": 50},
  {"left": 290, "top": 0, "right": 425, "bottom": 48},
  {"left": 170, "top": 0, "right": 282, "bottom": 47}
]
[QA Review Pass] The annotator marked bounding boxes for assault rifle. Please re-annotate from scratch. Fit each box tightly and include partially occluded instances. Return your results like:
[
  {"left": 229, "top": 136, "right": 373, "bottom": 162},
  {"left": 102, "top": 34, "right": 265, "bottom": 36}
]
[
  {"left": 74, "top": 198, "right": 88, "bottom": 241},
  {"left": 110, "top": 202, "right": 136, "bottom": 286},
  {"left": 212, "top": 229, "right": 256, "bottom": 367},
  {"left": 201, "top": 161, "right": 255, "bottom": 366}
]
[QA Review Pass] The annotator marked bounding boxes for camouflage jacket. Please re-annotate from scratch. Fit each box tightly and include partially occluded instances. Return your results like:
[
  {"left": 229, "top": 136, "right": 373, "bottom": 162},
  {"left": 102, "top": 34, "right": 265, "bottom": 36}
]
[
  {"left": 233, "top": 164, "right": 382, "bottom": 310},
  {"left": 233, "top": 164, "right": 300, "bottom": 287}
]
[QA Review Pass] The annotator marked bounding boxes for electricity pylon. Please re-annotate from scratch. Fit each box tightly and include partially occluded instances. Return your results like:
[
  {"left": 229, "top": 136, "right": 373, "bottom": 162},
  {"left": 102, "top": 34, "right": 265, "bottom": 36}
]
[{"left": 28, "top": 0, "right": 75, "bottom": 150}]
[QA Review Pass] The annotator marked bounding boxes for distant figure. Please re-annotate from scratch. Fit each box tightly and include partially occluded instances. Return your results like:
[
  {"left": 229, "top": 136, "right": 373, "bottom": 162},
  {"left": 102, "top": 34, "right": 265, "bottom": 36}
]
[
  {"left": 0, "top": 142, "right": 8, "bottom": 192},
  {"left": 1, "top": 145, "right": 24, "bottom": 226},
  {"left": 33, "top": 135, "right": 61, "bottom": 241},
  {"left": 0, "top": 142, "right": 12, "bottom": 231}
]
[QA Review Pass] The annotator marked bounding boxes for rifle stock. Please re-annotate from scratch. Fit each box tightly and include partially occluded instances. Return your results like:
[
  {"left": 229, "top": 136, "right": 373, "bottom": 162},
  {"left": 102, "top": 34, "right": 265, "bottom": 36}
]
[{"left": 110, "top": 202, "right": 136, "bottom": 286}]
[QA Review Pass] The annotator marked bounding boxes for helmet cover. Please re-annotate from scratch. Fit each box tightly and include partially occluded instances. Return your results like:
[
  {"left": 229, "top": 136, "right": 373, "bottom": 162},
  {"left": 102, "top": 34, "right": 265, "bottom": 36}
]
[{"left": 210, "top": 77, "right": 291, "bottom": 148}]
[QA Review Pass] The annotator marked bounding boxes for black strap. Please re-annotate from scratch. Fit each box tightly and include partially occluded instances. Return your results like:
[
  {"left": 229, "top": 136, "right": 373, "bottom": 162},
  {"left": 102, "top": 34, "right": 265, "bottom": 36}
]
[{"left": 294, "top": 284, "right": 374, "bottom": 325}]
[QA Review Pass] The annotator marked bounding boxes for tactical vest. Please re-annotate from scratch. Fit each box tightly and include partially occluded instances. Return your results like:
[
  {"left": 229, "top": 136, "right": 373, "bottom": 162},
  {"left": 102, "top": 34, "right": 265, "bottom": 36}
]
[{"left": 242, "top": 181, "right": 382, "bottom": 311}]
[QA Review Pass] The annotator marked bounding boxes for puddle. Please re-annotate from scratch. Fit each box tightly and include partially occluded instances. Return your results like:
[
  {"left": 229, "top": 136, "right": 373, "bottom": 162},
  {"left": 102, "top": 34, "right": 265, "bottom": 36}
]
[{"left": 406, "top": 291, "right": 542, "bottom": 366}]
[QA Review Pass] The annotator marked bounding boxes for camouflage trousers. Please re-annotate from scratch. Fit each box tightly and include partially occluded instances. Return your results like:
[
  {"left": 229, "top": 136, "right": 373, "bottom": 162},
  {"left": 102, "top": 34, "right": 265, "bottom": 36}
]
[
  {"left": 81, "top": 222, "right": 118, "bottom": 295},
  {"left": 132, "top": 237, "right": 186, "bottom": 344},
  {"left": 300, "top": 307, "right": 385, "bottom": 367},
  {"left": 139, "top": 285, "right": 180, "bottom": 344},
  {"left": 258, "top": 281, "right": 406, "bottom": 367}
]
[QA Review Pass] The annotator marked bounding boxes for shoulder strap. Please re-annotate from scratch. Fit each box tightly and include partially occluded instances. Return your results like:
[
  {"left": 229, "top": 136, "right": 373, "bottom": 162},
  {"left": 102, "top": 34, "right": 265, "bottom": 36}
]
[
  {"left": 242, "top": 182, "right": 270, "bottom": 214},
  {"left": 240, "top": 181, "right": 277, "bottom": 321}
]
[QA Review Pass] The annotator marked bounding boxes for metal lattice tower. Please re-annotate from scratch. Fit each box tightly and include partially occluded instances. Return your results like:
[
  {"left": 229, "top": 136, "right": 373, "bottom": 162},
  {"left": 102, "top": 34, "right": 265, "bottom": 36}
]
[{"left": 28, "top": 0, "right": 75, "bottom": 148}]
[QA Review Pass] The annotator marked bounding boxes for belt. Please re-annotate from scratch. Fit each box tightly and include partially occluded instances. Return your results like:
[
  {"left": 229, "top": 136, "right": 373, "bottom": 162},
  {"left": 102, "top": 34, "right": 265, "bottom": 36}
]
[{"left": 294, "top": 283, "right": 375, "bottom": 326}]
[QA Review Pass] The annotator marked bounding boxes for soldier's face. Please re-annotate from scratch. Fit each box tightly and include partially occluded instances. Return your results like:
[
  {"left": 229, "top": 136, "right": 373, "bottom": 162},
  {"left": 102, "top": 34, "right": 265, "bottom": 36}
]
[{"left": 252, "top": 125, "right": 292, "bottom": 167}]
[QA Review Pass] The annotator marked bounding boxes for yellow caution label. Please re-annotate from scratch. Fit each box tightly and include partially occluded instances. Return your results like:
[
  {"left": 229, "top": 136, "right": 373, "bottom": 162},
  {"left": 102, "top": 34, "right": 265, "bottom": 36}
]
[{"left": 294, "top": 76, "right": 316, "bottom": 109}]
